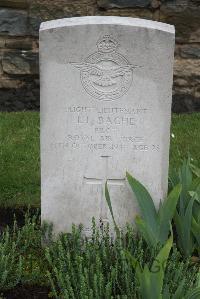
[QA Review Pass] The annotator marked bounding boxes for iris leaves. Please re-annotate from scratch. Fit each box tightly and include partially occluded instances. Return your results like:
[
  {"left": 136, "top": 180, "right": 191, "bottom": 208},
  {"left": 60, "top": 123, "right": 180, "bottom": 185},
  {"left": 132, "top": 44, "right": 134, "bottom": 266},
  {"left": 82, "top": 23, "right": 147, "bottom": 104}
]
[
  {"left": 127, "top": 236, "right": 173, "bottom": 299},
  {"left": 126, "top": 172, "right": 181, "bottom": 248},
  {"left": 170, "top": 159, "right": 200, "bottom": 256}
]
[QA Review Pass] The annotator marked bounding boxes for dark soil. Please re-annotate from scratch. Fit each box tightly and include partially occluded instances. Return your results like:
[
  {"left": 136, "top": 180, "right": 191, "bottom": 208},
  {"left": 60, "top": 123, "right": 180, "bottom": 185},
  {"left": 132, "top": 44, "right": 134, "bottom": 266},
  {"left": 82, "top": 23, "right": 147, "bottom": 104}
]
[
  {"left": 0, "top": 207, "right": 39, "bottom": 230},
  {"left": 3, "top": 285, "right": 50, "bottom": 299}
]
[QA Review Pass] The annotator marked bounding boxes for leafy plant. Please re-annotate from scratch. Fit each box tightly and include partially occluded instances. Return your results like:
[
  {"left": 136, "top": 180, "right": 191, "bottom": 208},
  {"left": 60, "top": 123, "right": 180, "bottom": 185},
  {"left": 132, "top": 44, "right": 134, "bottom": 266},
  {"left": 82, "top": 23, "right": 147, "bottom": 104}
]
[
  {"left": 127, "top": 235, "right": 200, "bottom": 299},
  {"left": 127, "top": 235, "right": 173, "bottom": 299},
  {"left": 125, "top": 173, "right": 181, "bottom": 248},
  {"left": 170, "top": 158, "right": 200, "bottom": 256}
]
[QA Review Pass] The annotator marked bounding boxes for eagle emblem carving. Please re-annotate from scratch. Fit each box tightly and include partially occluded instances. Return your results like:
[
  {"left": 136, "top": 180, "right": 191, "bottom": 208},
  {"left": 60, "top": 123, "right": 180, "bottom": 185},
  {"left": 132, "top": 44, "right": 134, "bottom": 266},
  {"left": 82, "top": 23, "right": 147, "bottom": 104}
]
[{"left": 71, "top": 35, "right": 139, "bottom": 101}]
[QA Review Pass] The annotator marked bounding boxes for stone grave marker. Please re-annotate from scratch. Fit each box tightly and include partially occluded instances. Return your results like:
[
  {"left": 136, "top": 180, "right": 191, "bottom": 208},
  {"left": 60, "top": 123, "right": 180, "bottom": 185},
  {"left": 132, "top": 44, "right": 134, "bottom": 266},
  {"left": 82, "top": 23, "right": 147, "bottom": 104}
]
[{"left": 40, "top": 16, "right": 175, "bottom": 235}]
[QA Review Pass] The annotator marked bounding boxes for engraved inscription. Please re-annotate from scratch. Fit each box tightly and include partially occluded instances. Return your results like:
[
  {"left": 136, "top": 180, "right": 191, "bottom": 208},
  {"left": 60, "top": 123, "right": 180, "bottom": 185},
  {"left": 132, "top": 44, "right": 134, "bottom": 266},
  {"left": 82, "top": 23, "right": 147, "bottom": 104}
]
[
  {"left": 71, "top": 35, "right": 141, "bottom": 101},
  {"left": 45, "top": 105, "right": 160, "bottom": 154}
]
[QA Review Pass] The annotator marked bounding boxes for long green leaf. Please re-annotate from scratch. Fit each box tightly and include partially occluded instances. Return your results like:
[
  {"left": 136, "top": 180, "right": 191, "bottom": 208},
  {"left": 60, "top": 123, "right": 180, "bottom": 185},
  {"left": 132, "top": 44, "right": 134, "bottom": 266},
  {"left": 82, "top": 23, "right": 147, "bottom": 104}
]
[
  {"left": 135, "top": 215, "right": 157, "bottom": 247},
  {"left": 190, "top": 163, "right": 200, "bottom": 178},
  {"left": 162, "top": 285, "right": 170, "bottom": 299},
  {"left": 150, "top": 234, "right": 173, "bottom": 297},
  {"left": 191, "top": 217, "right": 200, "bottom": 248},
  {"left": 134, "top": 236, "right": 173, "bottom": 299},
  {"left": 158, "top": 184, "right": 181, "bottom": 244},
  {"left": 182, "top": 199, "right": 195, "bottom": 256},
  {"left": 126, "top": 172, "right": 158, "bottom": 234},
  {"left": 186, "top": 288, "right": 200, "bottom": 299},
  {"left": 174, "top": 199, "right": 195, "bottom": 256},
  {"left": 190, "top": 177, "right": 200, "bottom": 198},
  {"left": 125, "top": 251, "right": 139, "bottom": 269},
  {"left": 189, "top": 191, "right": 200, "bottom": 204},
  {"left": 169, "top": 169, "right": 180, "bottom": 192},
  {"left": 179, "top": 159, "right": 192, "bottom": 214},
  {"left": 172, "top": 279, "right": 185, "bottom": 299},
  {"left": 105, "top": 182, "right": 120, "bottom": 236}
]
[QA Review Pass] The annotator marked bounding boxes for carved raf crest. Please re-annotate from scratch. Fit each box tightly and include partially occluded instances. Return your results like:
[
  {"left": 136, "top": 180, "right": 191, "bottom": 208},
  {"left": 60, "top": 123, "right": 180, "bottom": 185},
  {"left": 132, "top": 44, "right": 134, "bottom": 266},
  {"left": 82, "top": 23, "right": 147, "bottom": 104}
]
[{"left": 71, "top": 35, "right": 139, "bottom": 101}]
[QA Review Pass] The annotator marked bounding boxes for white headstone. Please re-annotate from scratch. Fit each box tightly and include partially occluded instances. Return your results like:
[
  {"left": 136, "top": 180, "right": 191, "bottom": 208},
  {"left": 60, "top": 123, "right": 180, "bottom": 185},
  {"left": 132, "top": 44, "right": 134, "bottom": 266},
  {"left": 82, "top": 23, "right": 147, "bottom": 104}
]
[{"left": 40, "top": 16, "right": 175, "bottom": 235}]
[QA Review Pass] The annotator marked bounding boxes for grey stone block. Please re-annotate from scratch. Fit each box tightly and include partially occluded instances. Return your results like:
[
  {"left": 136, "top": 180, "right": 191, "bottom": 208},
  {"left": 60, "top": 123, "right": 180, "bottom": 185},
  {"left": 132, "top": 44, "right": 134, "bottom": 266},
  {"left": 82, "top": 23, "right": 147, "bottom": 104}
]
[
  {"left": 98, "top": 0, "right": 151, "bottom": 9},
  {"left": 2, "top": 51, "right": 39, "bottom": 75},
  {"left": 0, "top": 8, "right": 28, "bottom": 36},
  {"left": 0, "top": 0, "right": 28, "bottom": 9},
  {"left": 0, "top": 82, "right": 39, "bottom": 111},
  {"left": 29, "top": 16, "right": 42, "bottom": 37},
  {"left": 180, "top": 45, "right": 200, "bottom": 59}
]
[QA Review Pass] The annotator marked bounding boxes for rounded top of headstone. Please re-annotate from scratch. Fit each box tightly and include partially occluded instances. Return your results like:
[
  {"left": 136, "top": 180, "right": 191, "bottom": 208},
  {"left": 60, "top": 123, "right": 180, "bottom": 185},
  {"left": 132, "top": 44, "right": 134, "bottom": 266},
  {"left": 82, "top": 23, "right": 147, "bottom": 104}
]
[{"left": 39, "top": 16, "right": 175, "bottom": 35}]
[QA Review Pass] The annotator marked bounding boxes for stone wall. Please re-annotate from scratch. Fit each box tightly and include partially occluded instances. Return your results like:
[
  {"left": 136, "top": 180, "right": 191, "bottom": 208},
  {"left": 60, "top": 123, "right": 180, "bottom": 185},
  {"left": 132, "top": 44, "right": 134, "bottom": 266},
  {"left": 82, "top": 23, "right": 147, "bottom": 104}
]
[{"left": 0, "top": 0, "right": 199, "bottom": 113}]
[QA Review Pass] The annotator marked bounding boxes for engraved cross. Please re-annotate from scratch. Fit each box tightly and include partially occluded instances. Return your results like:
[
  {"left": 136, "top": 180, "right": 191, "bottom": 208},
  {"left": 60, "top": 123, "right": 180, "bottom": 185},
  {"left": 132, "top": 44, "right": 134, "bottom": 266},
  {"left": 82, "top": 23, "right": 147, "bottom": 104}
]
[{"left": 84, "top": 156, "right": 125, "bottom": 223}]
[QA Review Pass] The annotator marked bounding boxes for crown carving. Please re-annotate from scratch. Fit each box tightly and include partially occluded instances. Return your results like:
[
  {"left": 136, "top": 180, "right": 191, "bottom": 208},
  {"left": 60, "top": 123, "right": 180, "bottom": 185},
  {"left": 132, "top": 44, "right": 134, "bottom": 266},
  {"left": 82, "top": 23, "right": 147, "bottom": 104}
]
[{"left": 97, "top": 35, "right": 119, "bottom": 53}]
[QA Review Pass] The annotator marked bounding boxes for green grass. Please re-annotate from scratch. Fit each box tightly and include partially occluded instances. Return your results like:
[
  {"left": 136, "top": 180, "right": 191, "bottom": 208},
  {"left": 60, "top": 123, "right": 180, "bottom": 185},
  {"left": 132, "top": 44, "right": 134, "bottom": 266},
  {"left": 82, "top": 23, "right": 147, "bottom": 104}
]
[
  {"left": 0, "top": 112, "right": 40, "bottom": 208},
  {"left": 169, "top": 113, "right": 200, "bottom": 169},
  {"left": 0, "top": 112, "right": 199, "bottom": 208}
]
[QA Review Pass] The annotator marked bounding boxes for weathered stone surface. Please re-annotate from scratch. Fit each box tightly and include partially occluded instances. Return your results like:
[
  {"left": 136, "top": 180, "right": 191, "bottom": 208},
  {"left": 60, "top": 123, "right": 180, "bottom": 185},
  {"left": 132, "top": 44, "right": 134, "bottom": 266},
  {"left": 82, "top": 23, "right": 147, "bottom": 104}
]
[
  {"left": 172, "top": 57, "right": 200, "bottom": 112},
  {"left": 174, "top": 59, "right": 200, "bottom": 78},
  {"left": 0, "top": 62, "right": 3, "bottom": 75},
  {"left": 151, "top": 0, "right": 161, "bottom": 9},
  {"left": 174, "top": 77, "right": 188, "bottom": 87},
  {"left": 0, "top": 38, "right": 6, "bottom": 48},
  {"left": 174, "top": 86, "right": 194, "bottom": 97},
  {"left": 172, "top": 78, "right": 200, "bottom": 113},
  {"left": 0, "top": 81, "right": 39, "bottom": 111},
  {"left": 40, "top": 16, "right": 175, "bottom": 235},
  {"left": 173, "top": 59, "right": 200, "bottom": 108},
  {"left": 2, "top": 51, "right": 39, "bottom": 75},
  {"left": 0, "top": 75, "right": 23, "bottom": 88},
  {"left": 28, "top": 0, "right": 96, "bottom": 35},
  {"left": 0, "top": 9, "right": 28, "bottom": 36},
  {"left": 180, "top": 45, "right": 200, "bottom": 59},
  {"left": 28, "top": 16, "right": 42, "bottom": 37},
  {"left": 97, "top": 0, "right": 151, "bottom": 9},
  {"left": 172, "top": 94, "right": 200, "bottom": 113},
  {"left": 160, "top": 1, "right": 200, "bottom": 43},
  {"left": 0, "top": 0, "right": 28, "bottom": 9},
  {"left": 4, "top": 37, "right": 36, "bottom": 50},
  {"left": 195, "top": 86, "right": 200, "bottom": 99},
  {"left": 99, "top": 8, "right": 153, "bottom": 19}
]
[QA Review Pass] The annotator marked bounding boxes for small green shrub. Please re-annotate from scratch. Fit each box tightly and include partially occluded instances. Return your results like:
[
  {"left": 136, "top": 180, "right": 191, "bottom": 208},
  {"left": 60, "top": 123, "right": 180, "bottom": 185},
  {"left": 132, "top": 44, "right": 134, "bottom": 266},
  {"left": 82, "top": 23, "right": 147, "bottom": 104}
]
[
  {"left": 164, "top": 246, "right": 198, "bottom": 295},
  {"left": 46, "top": 223, "right": 137, "bottom": 299},
  {"left": 45, "top": 223, "right": 198, "bottom": 299},
  {"left": 16, "top": 211, "right": 48, "bottom": 286},
  {"left": 0, "top": 211, "right": 198, "bottom": 298},
  {"left": 0, "top": 228, "right": 23, "bottom": 291},
  {"left": 0, "top": 211, "right": 48, "bottom": 294}
]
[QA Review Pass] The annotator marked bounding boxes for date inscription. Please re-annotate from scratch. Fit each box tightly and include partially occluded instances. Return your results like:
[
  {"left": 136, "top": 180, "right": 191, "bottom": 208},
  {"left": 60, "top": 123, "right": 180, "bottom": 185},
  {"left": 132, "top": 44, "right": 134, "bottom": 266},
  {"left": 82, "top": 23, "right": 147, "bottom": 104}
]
[{"left": 46, "top": 105, "right": 159, "bottom": 153}]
